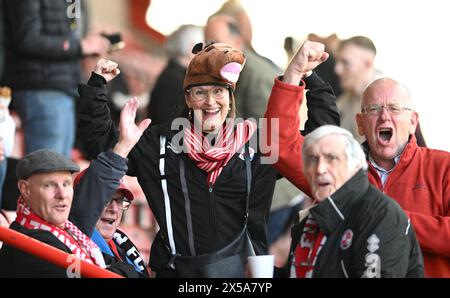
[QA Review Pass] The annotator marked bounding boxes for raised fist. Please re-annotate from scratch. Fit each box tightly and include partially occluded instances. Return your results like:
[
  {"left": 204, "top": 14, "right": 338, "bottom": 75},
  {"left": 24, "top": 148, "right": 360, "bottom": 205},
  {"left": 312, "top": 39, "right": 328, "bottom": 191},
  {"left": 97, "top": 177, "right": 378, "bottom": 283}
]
[
  {"left": 94, "top": 58, "right": 121, "bottom": 82},
  {"left": 284, "top": 40, "right": 329, "bottom": 84}
]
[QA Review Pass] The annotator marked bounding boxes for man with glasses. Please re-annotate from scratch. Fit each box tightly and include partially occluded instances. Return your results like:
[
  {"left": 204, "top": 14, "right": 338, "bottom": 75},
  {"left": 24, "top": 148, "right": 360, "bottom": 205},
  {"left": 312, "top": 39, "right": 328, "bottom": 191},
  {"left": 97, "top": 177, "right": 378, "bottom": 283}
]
[
  {"left": 354, "top": 78, "right": 450, "bottom": 277},
  {"left": 70, "top": 154, "right": 149, "bottom": 278},
  {"left": 265, "top": 76, "right": 450, "bottom": 277},
  {"left": 335, "top": 36, "right": 427, "bottom": 146},
  {"left": 68, "top": 98, "right": 151, "bottom": 278}
]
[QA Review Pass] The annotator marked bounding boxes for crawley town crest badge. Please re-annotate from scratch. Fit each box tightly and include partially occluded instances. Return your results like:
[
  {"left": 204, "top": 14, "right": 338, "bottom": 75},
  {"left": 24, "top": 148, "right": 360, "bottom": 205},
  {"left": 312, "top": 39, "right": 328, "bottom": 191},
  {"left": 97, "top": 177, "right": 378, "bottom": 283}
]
[{"left": 340, "top": 229, "right": 353, "bottom": 250}]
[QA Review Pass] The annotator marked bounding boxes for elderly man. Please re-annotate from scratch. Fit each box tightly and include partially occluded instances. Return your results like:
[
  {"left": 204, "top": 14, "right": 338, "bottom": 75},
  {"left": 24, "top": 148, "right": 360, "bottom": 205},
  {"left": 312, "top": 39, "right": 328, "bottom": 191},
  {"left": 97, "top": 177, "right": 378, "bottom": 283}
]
[
  {"left": 90, "top": 183, "right": 146, "bottom": 275},
  {"left": 286, "top": 125, "right": 423, "bottom": 278},
  {"left": 0, "top": 149, "right": 107, "bottom": 277},
  {"left": 335, "top": 36, "right": 426, "bottom": 146},
  {"left": 72, "top": 168, "right": 149, "bottom": 278},
  {"left": 356, "top": 78, "right": 450, "bottom": 277},
  {"left": 264, "top": 70, "right": 450, "bottom": 276},
  {"left": 70, "top": 90, "right": 151, "bottom": 278}
]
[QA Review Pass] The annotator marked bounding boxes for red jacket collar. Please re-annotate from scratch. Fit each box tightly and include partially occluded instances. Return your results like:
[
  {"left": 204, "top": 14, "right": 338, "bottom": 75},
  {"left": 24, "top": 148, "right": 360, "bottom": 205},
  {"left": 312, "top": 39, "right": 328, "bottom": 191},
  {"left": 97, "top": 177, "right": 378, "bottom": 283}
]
[
  {"left": 396, "top": 135, "right": 418, "bottom": 165},
  {"left": 366, "top": 134, "right": 418, "bottom": 186}
]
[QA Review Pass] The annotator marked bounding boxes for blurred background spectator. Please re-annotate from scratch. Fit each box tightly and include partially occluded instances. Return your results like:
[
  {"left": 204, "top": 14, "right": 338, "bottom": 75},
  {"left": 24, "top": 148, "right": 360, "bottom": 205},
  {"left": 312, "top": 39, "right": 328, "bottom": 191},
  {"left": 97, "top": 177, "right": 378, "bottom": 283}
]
[
  {"left": 0, "top": 0, "right": 4, "bottom": 83},
  {"left": 2, "top": 0, "right": 110, "bottom": 158},
  {"left": 147, "top": 24, "right": 204, "bottom": 126},
  {"left": 205, "top": 13, "right": 281, "bottom": 119},
  {"left": 106, "top": 48, "right": 161, "bottom": 126},
  {"left": 334, "top": 35, "right": 382, "bottom": 143},
  {"left": 0, "top": 87, "right": 15, "bottom": 208}
]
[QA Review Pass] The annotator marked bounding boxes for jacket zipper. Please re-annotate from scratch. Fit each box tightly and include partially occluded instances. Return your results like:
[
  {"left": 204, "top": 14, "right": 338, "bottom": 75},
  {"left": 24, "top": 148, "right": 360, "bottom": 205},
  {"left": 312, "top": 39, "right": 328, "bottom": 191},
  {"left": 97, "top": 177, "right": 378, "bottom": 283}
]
[{"left": 209, "top": 182, "right": 217, "bottom": 251}]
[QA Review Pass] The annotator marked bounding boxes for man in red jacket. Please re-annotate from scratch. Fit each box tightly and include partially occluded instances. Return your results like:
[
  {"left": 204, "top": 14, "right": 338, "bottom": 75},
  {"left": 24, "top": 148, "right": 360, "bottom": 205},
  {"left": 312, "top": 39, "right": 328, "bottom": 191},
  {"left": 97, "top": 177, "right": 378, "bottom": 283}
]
[
  {"left": 264, "top": 47, "right": 450, "bottom": 277},
  {"left": 355, "top": 78, "right": 450, "bottom": 277}
]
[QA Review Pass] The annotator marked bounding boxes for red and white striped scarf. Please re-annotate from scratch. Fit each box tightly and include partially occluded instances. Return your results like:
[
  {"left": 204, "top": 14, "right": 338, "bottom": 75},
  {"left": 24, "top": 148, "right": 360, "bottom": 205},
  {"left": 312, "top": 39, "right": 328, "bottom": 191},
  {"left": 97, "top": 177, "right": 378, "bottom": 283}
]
[
  {"left": 15, "top": 197, "right": 106, "bottom": 268},
  {"left": 184, "top": 120, "right": 257, "bottom": 185}
]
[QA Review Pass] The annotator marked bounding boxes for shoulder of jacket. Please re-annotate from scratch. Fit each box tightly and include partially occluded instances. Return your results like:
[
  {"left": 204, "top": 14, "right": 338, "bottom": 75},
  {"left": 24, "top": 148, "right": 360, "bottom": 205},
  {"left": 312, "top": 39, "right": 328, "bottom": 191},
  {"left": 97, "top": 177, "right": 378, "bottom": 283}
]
[
  {"left": 354, "top": 186, "right": 408, "bottom": 230},
  {"left": 417, "top": 146, "right": 450, "bottom": 164},
  {"left": 345, "top": 186, "right": 388, "bottom": 224},
  {"left": 11, "top": 222, "right": 71, "bottom": 251}
]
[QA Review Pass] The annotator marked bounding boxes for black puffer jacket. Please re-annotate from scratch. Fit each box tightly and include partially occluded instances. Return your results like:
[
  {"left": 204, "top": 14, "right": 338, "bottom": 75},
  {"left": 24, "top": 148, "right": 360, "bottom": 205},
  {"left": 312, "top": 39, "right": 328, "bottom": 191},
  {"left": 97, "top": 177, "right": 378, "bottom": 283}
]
[{"left": 2, "top": 0, "right": 84, "bottom": 96}]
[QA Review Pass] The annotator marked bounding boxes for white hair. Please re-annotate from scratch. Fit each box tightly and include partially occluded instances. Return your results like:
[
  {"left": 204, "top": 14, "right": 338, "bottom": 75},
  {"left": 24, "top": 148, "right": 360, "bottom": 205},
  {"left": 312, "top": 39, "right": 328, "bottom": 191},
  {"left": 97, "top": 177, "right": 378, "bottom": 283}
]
[
  {"left": 302, "top": 125, "right": 368, "bottom": 172},
  {"left": 165, "top": 24, "right": 204, "bottom": 59}
]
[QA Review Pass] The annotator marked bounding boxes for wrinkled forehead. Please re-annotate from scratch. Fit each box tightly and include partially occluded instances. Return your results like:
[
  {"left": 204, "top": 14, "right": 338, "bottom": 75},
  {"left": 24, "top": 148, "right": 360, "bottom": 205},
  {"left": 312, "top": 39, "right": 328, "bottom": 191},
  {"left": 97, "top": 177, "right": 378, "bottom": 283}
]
[
  {"left": 28, "top": 171, "right": 74, "bottom": 183},
  {"left": 362, "top": 80, "right": 410, "bottom": 107},
  {"left": 305, "top": 134, "right": 347, "bottom": 156}
]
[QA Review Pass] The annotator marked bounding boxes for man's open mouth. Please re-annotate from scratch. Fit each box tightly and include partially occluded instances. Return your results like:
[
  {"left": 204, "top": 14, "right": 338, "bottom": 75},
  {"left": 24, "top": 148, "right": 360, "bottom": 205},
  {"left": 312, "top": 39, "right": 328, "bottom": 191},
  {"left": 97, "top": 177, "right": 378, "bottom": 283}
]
[
  {"left": 317, "top": 182, "right": 331, "bottom": 188},
  {"left": 101, "top": 218, "right": 115, "bottom": 225},
  {"left": 54, "top": 205, "right": 67, "bottom": 212},
  {"left": 378, "top": 128, "right": 393, "bottom": 143}
]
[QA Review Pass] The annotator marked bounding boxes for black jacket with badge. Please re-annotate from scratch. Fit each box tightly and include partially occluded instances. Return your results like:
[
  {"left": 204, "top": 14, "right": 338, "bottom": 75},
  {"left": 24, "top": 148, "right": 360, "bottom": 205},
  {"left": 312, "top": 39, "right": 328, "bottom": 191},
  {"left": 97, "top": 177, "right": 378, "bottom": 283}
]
[
  {"left": 77, "top": 71, "right": 340, "bottom": 275},
  {"left": 287, "top": 169, "right": 424, "bottom": 278}
]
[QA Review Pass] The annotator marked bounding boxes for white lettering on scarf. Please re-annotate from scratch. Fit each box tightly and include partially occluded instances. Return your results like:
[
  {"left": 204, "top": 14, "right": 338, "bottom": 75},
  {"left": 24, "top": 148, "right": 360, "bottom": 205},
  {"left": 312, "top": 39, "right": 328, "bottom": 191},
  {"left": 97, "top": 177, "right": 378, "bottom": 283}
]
[
  {"left": 300, "top": 217, "right": 316, "bottom": 248},
  {"left": 126, "top": 246, "right": 145, "bottom": 271},
  {"left": 114, "top": 232, "right": 128, "bottom": 245}
]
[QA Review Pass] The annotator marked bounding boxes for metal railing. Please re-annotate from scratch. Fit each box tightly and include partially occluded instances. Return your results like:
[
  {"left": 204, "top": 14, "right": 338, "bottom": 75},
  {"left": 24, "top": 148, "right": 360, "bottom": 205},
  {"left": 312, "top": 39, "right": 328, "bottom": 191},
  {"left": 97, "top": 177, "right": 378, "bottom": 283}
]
[{"left": 0, "top": 226, "right": 123, "bottom": 278}]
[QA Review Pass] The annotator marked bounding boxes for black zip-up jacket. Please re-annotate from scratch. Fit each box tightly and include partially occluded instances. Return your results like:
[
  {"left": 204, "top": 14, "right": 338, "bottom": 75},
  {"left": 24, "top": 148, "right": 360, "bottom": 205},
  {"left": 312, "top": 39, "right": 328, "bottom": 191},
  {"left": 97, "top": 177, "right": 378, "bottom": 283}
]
[
  {"left": 2, "top": 0, "right": 85, "bottom": 96},
  {"left": 287, "top": 169, "right": 424, "bottom": 278},
  {"left": 77, "top": 71, "right": 340, "bottom": 273}
]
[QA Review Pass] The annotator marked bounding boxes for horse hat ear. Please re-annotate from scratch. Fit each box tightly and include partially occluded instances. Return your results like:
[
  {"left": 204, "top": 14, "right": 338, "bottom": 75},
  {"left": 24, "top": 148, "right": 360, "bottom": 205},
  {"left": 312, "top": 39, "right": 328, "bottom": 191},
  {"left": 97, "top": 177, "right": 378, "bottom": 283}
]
[{"left": 191, "top": 42, "right": 204, "bottom": 54}]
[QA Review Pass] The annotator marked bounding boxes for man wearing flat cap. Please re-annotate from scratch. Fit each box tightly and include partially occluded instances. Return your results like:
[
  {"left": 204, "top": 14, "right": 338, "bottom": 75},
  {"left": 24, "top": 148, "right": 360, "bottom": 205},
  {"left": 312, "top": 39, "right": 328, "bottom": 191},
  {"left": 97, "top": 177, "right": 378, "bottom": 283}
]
[{"left": 0, "top": 149, "right": 108, "bottom": 277}]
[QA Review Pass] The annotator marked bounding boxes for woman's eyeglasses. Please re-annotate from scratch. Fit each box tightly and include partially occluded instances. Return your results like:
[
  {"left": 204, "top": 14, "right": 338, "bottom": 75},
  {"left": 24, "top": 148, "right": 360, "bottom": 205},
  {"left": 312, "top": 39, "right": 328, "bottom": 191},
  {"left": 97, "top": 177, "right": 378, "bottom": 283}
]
[{"left": 186, "top": 86, "right": 228, "bottom": 101}]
